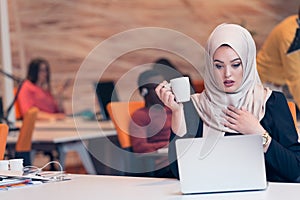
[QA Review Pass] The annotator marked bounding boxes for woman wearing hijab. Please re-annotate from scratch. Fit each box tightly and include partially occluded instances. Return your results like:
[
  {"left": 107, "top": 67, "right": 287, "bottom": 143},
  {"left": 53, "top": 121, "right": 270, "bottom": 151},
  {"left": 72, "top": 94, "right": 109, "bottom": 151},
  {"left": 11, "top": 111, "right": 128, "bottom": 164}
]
[{"left": 156, "top": 24, "right": 300, "bottom": 182}]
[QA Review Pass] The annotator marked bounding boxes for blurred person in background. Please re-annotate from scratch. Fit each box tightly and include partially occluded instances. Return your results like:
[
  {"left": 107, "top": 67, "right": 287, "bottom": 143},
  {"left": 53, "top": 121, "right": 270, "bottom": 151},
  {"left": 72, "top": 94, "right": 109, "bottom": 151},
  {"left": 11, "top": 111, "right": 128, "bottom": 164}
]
[
  {"left": 257, "top": 6, "right": 300, "bottom": 117},
  {"left": 129, "top": 69, "right": 173, "bottom": 178},
  {"left": 18, "top": 57, "right": 66, "bottom": 120},
  {"left": 130, "top": 69, "right": 171, "bottom": 153}
]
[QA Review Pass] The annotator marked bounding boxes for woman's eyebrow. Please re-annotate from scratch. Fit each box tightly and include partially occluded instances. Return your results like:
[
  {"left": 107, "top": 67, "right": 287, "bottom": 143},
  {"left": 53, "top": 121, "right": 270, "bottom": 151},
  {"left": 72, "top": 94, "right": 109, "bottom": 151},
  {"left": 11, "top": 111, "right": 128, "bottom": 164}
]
[
  {"left": 213, "top": 59, "right": 223, "bottom": 63},
  {"left": 213, "top": 58, "right": 241, "bottom": 63},
  {"left": 230, "top": 58, "right": 241, "bottom": 62}
]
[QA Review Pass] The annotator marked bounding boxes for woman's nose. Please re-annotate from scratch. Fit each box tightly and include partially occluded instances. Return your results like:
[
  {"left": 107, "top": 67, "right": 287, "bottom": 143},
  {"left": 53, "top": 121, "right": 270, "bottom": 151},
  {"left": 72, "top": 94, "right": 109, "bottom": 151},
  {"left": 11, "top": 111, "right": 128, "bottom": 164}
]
[{"left": 224, "top": 66, "right": 231, "bottom": 78}]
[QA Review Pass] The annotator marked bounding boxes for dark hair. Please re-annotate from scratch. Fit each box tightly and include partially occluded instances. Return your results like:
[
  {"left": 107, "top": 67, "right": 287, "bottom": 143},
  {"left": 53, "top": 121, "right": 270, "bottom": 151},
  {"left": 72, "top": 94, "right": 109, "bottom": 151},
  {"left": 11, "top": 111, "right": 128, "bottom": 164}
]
[
  {"left": 27, "top": 57, "right": 51, "bottom": 88},
  {"left": 137, "top": 69, "right": 161, "bottom": 93},
  {"left": 152, "top": 58, "right": 182, "bottom": 81},
  {"left": 153, "top": 58, "right": 177, "bottom": 70}
]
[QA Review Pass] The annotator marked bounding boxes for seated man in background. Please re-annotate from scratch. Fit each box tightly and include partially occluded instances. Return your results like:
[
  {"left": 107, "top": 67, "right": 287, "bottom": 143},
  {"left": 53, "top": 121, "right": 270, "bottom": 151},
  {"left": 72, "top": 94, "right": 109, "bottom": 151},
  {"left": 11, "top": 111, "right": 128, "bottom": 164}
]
[{"left": 129, "top": 69, "right": 171, "bottom": 153}]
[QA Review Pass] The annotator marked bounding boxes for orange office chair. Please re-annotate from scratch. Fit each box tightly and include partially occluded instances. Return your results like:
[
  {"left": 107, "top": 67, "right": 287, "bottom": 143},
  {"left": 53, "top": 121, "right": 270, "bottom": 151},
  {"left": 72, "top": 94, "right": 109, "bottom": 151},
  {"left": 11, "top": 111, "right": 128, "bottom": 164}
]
[
  {"left": 15, "top": 107, "right": 39, "bottom": 166},
  {"left": 191, "top": 79, "right": 205, "bottom": 93},
  {"left": 0, "top": 124, "right": 9, "bottom": 160},
  {"left": 14, "top": 87, "right": 22, "bottom": 120},
  {"left": 106, "top": 101, "right": 170, "bottom": 176},
  {"left": 106, "top": 101, "right": 144, "bottom": 174},
  {"left": 288, "top": 101, "right": 297, "bottom": 128},
  {"left": 106, "top": 101, "right": 144, "bottom": 151}
]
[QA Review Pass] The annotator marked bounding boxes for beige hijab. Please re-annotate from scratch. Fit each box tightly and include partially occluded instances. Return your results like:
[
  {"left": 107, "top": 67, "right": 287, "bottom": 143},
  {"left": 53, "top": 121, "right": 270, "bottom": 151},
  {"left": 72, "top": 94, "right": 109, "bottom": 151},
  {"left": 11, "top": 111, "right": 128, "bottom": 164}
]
[{"left": 191, "top": 24, "right": 272, "bottom": 134}]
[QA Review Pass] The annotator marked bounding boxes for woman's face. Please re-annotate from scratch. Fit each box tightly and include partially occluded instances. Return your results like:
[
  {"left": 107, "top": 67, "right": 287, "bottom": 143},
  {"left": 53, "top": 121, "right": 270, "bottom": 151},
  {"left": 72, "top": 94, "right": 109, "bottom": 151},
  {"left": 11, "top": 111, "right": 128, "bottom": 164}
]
[
  {"left": 213, "top": 45, "right": 243, "bottom": 93},
  {"left": 38, "top": 63, "right": 48, "bottom": 83}
]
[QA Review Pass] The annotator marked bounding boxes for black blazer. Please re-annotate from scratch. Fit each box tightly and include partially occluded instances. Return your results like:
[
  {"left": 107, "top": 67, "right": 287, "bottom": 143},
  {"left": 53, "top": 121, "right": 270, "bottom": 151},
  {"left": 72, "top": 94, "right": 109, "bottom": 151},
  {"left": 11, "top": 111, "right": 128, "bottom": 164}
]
[{"left": 168, "top": 91, "right": 300, "bottom": 182}]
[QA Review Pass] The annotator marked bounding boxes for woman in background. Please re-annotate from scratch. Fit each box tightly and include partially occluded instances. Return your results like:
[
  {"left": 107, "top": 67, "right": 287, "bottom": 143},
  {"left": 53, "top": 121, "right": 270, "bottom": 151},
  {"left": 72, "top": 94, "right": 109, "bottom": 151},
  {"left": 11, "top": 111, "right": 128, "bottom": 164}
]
[{"left": 18, "top": 57, "right": 65, "bottom": 120}]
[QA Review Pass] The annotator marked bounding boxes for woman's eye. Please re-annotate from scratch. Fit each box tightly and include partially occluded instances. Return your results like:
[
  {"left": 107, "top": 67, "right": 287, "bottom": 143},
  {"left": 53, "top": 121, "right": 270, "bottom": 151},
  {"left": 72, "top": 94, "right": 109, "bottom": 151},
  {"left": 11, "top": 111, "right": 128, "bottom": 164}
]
[
  {"left": 214, "top": 64, "right": 223, "bottom": 69},
  {"left": 232, "top": 63, "right": 241, "bottom": 68}
]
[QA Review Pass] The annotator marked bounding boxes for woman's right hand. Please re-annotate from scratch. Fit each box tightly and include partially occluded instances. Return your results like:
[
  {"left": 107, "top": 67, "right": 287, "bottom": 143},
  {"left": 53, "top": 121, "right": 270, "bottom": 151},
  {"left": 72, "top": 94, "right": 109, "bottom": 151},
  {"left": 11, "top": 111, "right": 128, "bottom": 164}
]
[
  {"left": 156, "top": 81, "right": 187, "bottom": 136},
  {"left": 155, "top": 81, "right": 182, "bottom": 112}
]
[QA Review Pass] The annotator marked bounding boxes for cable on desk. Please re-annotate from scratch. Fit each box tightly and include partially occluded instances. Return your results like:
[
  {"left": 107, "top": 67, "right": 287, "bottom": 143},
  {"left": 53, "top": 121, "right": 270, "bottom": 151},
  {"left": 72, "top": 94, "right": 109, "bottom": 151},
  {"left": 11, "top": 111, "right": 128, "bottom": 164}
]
[{"left": 23, "top": 161, "right": 67, "bottom": 181}]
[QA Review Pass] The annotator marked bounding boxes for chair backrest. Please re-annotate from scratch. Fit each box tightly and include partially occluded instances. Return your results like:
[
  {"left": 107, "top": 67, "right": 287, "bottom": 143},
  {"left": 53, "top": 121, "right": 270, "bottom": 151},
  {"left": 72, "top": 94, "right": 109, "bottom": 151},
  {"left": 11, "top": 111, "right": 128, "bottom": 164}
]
[
  {"left": 0, "top": 124, "right": 9, "bottom": 160},
  {"left": 14, "top": 87, "right": 22, "bottom": 120},
  {"left": 15, "top": 107, "right": 39, "bottom": 152},
  {"left": 106, "top": 101, "right": 144, "bottom": 149},
  {"left": 288, "top": 101, "right": 297, "bottom": 128},
  {"left": 191, "top": 80, "right": 205, "bottom": 93}
]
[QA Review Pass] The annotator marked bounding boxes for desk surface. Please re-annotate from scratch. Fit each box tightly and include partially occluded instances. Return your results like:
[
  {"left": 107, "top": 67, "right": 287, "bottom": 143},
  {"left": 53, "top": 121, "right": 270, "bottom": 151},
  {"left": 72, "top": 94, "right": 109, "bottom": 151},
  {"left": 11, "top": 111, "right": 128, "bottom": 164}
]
[
  {"left": 7, "top": 129, "right": 116, "bottom": 144},
  {"left": 1, "top": 175, "right": 300, "bottom": 200},
  {"left": 9, "top": 118, "right": 116, "bottom": 144},
  {"left": 15, "top": 117, "right": 115, "bottom": 131}
]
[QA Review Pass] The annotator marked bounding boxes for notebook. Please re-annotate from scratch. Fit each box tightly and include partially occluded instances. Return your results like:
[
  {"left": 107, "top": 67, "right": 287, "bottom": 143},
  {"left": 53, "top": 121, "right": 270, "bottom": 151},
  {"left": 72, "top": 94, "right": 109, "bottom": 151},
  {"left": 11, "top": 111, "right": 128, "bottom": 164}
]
[{"left": 175, "top": 134, "right": 267, "bottom": 194}]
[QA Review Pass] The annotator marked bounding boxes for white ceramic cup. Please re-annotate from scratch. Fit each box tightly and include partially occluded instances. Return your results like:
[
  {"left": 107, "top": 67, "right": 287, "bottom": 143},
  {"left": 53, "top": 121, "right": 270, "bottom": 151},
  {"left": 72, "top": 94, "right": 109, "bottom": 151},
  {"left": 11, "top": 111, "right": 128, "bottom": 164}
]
[
  {"left": 166, "top": 77, "right": 191, "bottom": 103},
  {"left": 0, "top": 160, "right": 9, "bottom": 171},
  {"left": 9, "top": 158, "right": 24, "bottom": 171}
]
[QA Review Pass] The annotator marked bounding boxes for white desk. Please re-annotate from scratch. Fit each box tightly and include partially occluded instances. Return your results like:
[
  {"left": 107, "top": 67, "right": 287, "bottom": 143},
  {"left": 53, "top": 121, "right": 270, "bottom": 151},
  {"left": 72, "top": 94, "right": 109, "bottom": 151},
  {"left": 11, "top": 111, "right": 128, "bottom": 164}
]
[
  {"left": 39, "top": 118, "right": 113, "bottom": 130},
  {"left": 7, "top": 118, "right": 116, "bottom": 175},
  {"left": 1, "top": 175, "right": 300, "bottom": 200},
  {"left": 15, "top": 117, "right": 115, "bottom": 131}
]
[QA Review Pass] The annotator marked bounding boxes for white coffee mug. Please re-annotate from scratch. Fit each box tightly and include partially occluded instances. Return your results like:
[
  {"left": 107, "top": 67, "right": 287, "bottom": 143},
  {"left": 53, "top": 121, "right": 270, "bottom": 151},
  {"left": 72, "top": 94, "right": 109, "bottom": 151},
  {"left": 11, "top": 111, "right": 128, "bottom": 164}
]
[
  {"left": 166, "top": 77, "right": 191, "bottom": 103},
  {"left": 9, "top": 158, "right": 24, "bottom": 171},
  {"left": 0, "top": 160, "right": 9, "bottom": 171}
]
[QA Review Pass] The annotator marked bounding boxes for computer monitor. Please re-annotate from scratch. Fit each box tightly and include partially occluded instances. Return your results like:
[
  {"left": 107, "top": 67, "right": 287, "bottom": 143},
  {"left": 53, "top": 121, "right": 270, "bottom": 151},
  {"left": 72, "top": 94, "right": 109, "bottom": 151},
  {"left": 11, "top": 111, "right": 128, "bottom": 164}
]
[{"left": 94, "top": 81, "right": 119, "bottom": 120}]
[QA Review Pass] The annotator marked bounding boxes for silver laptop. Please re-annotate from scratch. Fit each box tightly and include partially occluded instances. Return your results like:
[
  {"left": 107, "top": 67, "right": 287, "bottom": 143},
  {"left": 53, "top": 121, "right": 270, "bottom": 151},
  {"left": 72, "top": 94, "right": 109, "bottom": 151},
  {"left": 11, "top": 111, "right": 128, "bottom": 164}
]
[{"left": 175, "top": 134, "right": 267, "bottom": 194}]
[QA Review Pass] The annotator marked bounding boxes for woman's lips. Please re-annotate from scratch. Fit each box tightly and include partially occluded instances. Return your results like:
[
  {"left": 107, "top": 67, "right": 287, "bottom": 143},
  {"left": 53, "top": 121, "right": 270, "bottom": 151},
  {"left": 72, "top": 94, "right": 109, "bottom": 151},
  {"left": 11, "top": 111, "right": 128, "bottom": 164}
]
[{"left": 224, "top": 80, "right": 235, "bottom": 87}]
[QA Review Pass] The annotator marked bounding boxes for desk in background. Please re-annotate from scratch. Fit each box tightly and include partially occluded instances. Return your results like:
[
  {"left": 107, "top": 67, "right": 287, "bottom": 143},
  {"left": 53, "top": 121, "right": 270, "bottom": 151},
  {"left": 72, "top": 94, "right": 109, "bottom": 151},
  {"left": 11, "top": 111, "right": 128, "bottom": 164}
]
[
  {"left": 1, "top": 174, "right": 300, "bottom": 200},
  {"left": 10, "top": 117, "right": 169, "bottom": 176},
  {"left": 7, "top": 118, "right": 116, "bottom": 175},
  {"left": 15, "top": 117, "right": 115, "bottom": 131}
]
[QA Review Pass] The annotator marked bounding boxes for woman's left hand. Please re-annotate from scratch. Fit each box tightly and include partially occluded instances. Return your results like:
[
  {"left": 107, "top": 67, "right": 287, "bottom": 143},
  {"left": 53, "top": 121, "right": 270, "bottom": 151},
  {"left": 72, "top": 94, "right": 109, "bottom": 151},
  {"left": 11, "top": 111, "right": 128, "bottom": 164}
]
[{"left": 223, "top": 105, "right": 265, "bottom": 135}]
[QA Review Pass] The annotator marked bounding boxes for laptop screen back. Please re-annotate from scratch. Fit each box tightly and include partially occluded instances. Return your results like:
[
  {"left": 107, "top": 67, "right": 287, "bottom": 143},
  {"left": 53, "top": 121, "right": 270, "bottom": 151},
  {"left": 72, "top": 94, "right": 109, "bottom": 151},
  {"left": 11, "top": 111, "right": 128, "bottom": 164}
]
[{"left": 175, "top": 134, "right": 267, "bottom": 194}]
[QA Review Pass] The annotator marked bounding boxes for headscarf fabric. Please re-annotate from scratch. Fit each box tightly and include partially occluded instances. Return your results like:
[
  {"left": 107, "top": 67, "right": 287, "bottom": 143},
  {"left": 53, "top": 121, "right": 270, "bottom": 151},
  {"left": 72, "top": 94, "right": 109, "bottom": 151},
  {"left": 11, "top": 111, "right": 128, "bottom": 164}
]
[{"left": 191, "top": 23, "right": 272, "bottom": 134}]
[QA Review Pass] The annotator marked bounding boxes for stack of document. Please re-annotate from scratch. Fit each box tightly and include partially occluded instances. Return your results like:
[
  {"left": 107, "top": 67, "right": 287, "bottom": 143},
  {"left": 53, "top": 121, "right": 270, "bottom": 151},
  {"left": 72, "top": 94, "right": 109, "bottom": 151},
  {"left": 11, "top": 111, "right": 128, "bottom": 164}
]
[
  {"left": 0, "top": 169, "right": 71, "bottom": 190},
  {"left": 0, "top": 177, "right": 33, "bottom": 190}
]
